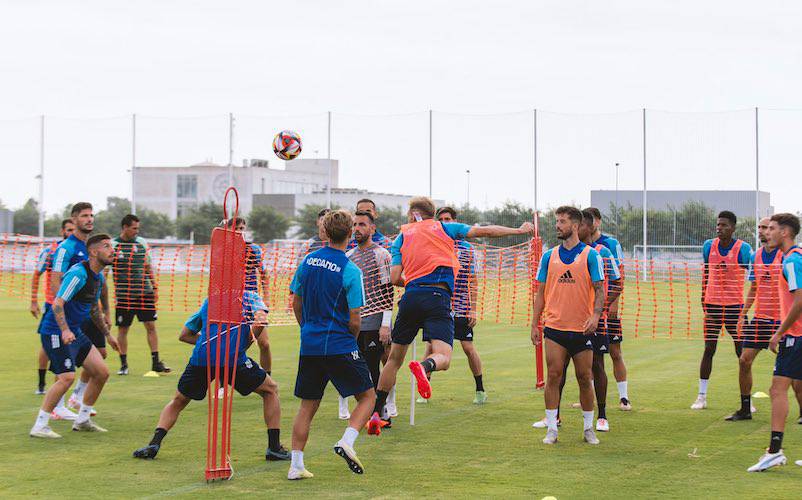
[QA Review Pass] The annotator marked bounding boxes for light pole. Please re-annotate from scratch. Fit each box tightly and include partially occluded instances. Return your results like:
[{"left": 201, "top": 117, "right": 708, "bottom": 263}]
[
  {"left": 614, "top": 162, "right": 620, "bottom": 229},
  {"left": 465, "top": 169, "right": 471, "bottom": 208}
]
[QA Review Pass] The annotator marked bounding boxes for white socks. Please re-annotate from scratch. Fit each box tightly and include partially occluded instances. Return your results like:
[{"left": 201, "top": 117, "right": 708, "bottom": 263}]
[
  {"left": 77, "top": 403, "right": 93, "bottom": 424},
  {"left": 582, "top": 411, "right": 594, "bottom": 430},
  {"left": 56, "top": 394, "right": 68, "bottom": 410},
  {"left": 617, "top": 381, "right": 628, "bottom": 400},
  {"left": 338, "top": 396, "right": 349, "bottom": 411},
  {"left": 72, "top": 380, "right": 87, "bottom": 401},
  {"left": 545, "top": 409, "right": 559, "bottom": 432},
  {"left": 291, "top": 450, "right": 305, "bottom": 469},
  {"left": 698, "top": 379, "right": 709, "bottom": 396},
  {"left": 388, "top": 385, "right": 396, "bottom": 407},
  {"left": 34, "top": 409, "right": 50, "bottom": 429},
  {"left": 341, "top": 426, "right": 359, "bottom": 448}
]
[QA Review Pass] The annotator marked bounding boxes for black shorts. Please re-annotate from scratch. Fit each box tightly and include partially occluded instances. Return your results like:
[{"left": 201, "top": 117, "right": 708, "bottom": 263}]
[
  {"left": 607, "top": 317, "right": 623, "bottom": 344},
  {"left": 294, "top": 352, "right": 374, "bottom": 400},
  {"left": 41, "top": 331, "right": 92, "bottom": 375},
  {"left": 453, "top": 316, "right": 475, "bottom": 342},
  {"left": 703, "top": 304, "right": 743, "bottom": 341},
  {"left": 392, "top": 288, "right": 454, "bottom": 346},
  {"left": 357, "top": 330, "right": 383, "bottom": 355},
  {"left": 774, "top": 336, "right": 802, "bottom": 380},
  {"left": 115, "top": 294, "right": 158, "bottom": 327},
  {"left": 81, "top": 319, "right": 106, "bottom": 348},
  {"left": 177, "top": 358, "right": 266, "bottom": 401},
  {"left": 591, "top": 320, "right": 609, "bottom": 354},
  {"left": 544, "top": 327, "right": 593, "bottom": 358},
  {"left": 742, "top": 318, "right": 781, "bottom": 350}
]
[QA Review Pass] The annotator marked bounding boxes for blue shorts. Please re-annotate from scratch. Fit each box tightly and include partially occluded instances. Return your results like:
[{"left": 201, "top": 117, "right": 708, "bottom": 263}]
[
  {"left": 294, "top": 352, "right": 374, "bottom": 400},
  {"left": 453, "top": 316, "right": 474, "bottom": 342},
  {"left": 742, "top": 318, "right": 780, "bottom": 350},
  {"left": 544, "top": 327, "right": 593, "bottom": 358},
  {"left": 36, "top": 303, "right": 52, "bottom": 334},
  {"left": 177, "top": 357, "right": 266, "bottom": 400},
  {"left": 774, "top": 336, "right": 802, "bottom": 381},
  {"left": 392, "top": 287, "right": 454, "bottom": 346},
  {"left": 40, "top": 330, "right": 92, "bottom": 375}
]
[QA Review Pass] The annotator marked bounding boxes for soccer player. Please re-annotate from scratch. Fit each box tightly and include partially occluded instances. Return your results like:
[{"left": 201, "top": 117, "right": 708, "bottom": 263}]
[
  {"left": 747, "top": 213, "right": 802, "bottom": 471},
  {"left": 587, "top": 207, "right": 631, "bottom": 410},
  {"left": 339, "top": 211, "right": 394, "bottom": 419},
  {"left": 132, "top": 291, "right": 289, "bottom": 461},
  {"left": 305, "top": 208, "right": 330, "bottom": 254},
  {"left": 347, "top": 199, "right": 392, "bottom": 250},
  {"left": 288, "top": 209, "right": 375, "bottom": 479},
  {"left": 111, "top": 214, "right": 169, "bottom": 375},
  {"left": 51, "top": 202, "right": 115, "bottom": 414},
  {"left": 30, "top": 219, "right": 75, "bottom": 395},
  {"left": 368, "top": 197, "right": 533, "bottom": 433},
  {"left": 30, "top": 234, "right": 116, "bottom": 438},
  {"left": 424, "top": 206, "right": 487, "bottom": 405},
  {"left": 692, "top": 210, "right": 753, "bottom": 410},
  {"left": 531, "top": 206, "right": 605, "bottom": 446}
]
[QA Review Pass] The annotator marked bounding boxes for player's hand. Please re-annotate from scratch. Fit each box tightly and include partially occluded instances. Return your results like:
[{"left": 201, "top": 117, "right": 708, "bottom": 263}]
[
  {"left": 467, "top": 316, "right": 477, "bottom": 328},
  {"left": 106, "top": 334, "right": 120, "bottom": 352},
  {"left": 152, "top": 287, "right": 159, "bottom": 304},
  {"left": 61, "top": 329, "right": 76, "bottom": 345},
  {"left": 769, "top": 332, "right": 782, "bottom": 354},
  {"left": 531, "top": 323, "right": 542, "bottom": 346},
  {"left": 30, "top": 301, "right": 41, "bottom": 318},
  {"left": 104, "top": 311, "right": 112, "bottom": 330},
  {"left": 379, "top": 326, "right": 391, "bottom": 345},
  {"left": 518, "top": 222, "right": 535, "bottom": 235},
  {"left": 583, "top": 314, "right": 600, "bottom": 336}
]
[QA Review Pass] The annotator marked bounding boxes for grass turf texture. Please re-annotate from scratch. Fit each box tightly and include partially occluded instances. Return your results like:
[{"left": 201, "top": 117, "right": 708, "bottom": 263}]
[{"left": 2, "top": 295, "right": 801, "bottom": 499}]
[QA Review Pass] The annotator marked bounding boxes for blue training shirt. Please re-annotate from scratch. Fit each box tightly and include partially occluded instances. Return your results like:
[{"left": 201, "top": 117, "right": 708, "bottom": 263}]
[
  {"left": 453, "top": 240, "right": 476, "bottom": 301},
  {"left": 702, "top": 238, "right": 753, "bottom": 267},
  {"left": 38, "top": 262, "right": 104, "bottom": 334},
  {"left": 594, "top": 234, "right": 624, "bottom": 267},
  {"left": 748, "top": 246, "right": 780, "bottom": 282},
  {"left": 245, "top": 242, "right": 263, "bottom": 293},
  {"left": 536, "top": 242, "right": 605, "bottom": 283},
  {"left": 597, "top": 245, "right": 621, "bottom": 281},
  {"left": 390, "top": 221, "right": 472, "bottom": 293},
  {"left": 290, "top": 246, "right": 365, "bottom": 356},
  {"left": 782, "top": 246, "right": 802, "bottom": 293},
  {"left": 52, "top": 234, "right": 88, "bottom": 273},
  {"left": 186, "top": 291, "right": 267, "bottom": 367}
]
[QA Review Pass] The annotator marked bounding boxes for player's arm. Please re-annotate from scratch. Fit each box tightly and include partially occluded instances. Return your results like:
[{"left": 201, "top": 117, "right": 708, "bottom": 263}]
[
  {"left": 178, "top": 326, "right": 199, "bottom": 345},
  {"left": 348, "top": 308, "right": 361, "bottom": 338},
  {"left": 389, "top": 236, "right": 405, "bottom": 286},
  {"left": 466, "top": 222, "right": 534, "bottom": 239},
  {"left": 344, "top": 262, "right": 365, "bottom": 337},
  {"left": 90, "top": 301, "right": 118, "bottom": 351},
  {"left": 249, "top": 310, "right": 269, "bottom": 347},
  {"left": 51, "top": 298, "right": 74, "bottom": 345},
  {"left": 531, "top": 286, "right": 545, "bottom": 345},
  {"left": 100, "top": 280, "right": 111, "bottom": 328},
  {"left": 701, "top": 241, "right": 710, "bottom": 307},
  {"left": 292, "top": 294, "right": 303, "bottom": 326},
  {"left": 390, "top": 265, "right": 404, "bottom": 286},
  {"left": 606, "top": 278, "right": 622, "bottom": 307},
  {"left": 582, "top": 250, "right": 605, "bottom": 335},
  {"left": 743, "top": 282, "right": 757, "bottom": 315},
  {"left": 30, "top": 269, "right": 43, "bottom": 318}
]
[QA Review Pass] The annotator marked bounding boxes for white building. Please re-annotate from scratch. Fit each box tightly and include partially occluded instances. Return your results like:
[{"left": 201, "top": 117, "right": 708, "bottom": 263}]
[
  {"left": 254, "top": 188, "right": 445, "bottom": 218},
  {"left": 133, "top": 158, "right": 338, "bottom": 219}
]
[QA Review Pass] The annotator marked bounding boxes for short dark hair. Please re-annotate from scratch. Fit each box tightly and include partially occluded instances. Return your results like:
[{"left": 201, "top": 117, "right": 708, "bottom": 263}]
[
  {"left": 356, "top": 199, "right": 376, "bottom": 210},
  {"left": 771, "top": 213, "right": 800, "bottom": 238},
  {"left": 555, "top": 205, "right": 583, "bottom": 224},
  {"left": 70, "top": 202, "right": 92, "bottom": 217},
  {"left": 580, "top": 209, "right": 595, "bottom": 226},
  {"left": 317, "top": 208, "right": 331, "bottom": 219},
  {"left": 61, "top": 219, "right": 73, "bottom": 230},
  {"left": 586, "top": 207, "right": 602, "bottom": 221},
  {"left": 322, "top": 210, "right": 353, "bottom": 244},
  {"left": 436, "top": 206, "right": 457, "bottom": 220},
  {"left": 717, "top": 210, "right": 737, "bottom": 226},
  {"left": 86, "top": 233, "right": 111, "bottom": 249},
  {"left": 121, "top": 214, "right": 140, "bottom": 228},
  {"left": 354, "top": 210, "right": 375, "bottom": 223}
]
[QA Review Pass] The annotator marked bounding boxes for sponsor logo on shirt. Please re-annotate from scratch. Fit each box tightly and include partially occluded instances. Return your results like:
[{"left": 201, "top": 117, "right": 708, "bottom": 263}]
[
  {"left": 305, "top": 257, "right": 342, "bottom": 273},
  {"left": 558, "top": 270, "right": 575, "bottom": 284}
]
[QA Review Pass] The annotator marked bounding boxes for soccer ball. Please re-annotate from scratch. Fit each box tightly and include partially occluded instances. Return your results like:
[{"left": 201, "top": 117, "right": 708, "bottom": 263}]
[{"left": 272, "top": 130, "right": 302, "bottom": 161}]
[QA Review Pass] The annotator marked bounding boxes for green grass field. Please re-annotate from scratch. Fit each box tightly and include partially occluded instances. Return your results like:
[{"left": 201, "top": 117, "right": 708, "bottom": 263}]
[{"left": 2, "top": 295, "right": 801, "bottom": 499}]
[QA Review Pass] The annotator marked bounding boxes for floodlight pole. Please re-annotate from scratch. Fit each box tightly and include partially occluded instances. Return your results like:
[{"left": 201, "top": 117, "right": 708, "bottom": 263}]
[
  {"left": 38, "top": 115, "right": 44, "bottom": 238},
  {"left": 228, "top": 113, "right": 234, "bottom": 188},
  {"left": 754, "top": 107, "right": 759, "bottom": 249},
  {"left": 327, "top": 111, "right": 332, "bottom": 209},
  {"left": 533, "top": 108, "right": 538, "bottom": 212},
  {"left": 642, "top": 108, "right": 647, "bottom": 275},
  {"left": 131, "top": 113, "right": 137, "bottom": 215}
]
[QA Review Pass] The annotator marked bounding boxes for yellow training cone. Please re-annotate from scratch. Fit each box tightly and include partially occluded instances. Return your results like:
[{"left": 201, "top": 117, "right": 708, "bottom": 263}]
[
  {"left": 752, "top": 391, "right": 769, "bottom": 399},
  {"left": 143, "top": 371, "right": 160, "bottom": 378}
]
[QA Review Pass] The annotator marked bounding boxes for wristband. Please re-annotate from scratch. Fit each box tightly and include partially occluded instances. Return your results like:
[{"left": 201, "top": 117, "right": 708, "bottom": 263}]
[{"left": 381, "top": 310, "right": 392, "bottom": 328}]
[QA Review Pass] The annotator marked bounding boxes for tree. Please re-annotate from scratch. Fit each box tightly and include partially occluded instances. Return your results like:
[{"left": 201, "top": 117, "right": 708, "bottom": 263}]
[
  {"left": 176, "top": 202, "right": 224, "bottom": 244},
  {"left": 294, "top": 204, "right": 339, "bottom": 239},
  {"left": 13, "top": 198, "right": 40, "bottom": 235},
  {"left": 481, "top": 201, "right": 535, "bottom": 247},
  {"left": 374, "top": 205, "right": 407, "bottom": 237},
  {"left": 92, "top": 197, "right": 175, "bottom": 239},
  {"left": 249, "top": 205, "right": 290, "bottom": 242}
]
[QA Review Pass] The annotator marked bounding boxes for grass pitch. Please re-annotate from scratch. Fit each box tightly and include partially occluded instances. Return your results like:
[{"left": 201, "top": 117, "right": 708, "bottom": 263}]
[{"left": 2, "top": 296, "right": 801, "bottom": 499}]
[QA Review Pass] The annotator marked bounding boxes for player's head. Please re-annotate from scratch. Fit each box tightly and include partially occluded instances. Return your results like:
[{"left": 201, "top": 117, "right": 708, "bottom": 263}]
[
  {"left": 578, "top": 209, "right": 595, "bottom": 242},
  {"left": 554, "top": 206, "right": 582, "bottom": 241},
  {"left": 86, "top": 233, "right": 114, "bottom": 266},
  {"left": 316, "top": 208, "right": 331, "bottom": 241},
  {"left": 60, "top": 219, "right": 75, "bottom": 239},
  {"left": 220, "top": 217, "right": 246, "bottom": 232},
  {"left": 436, "top": 206, "right": 457, "bottom": 223},
  {"left": 356, "top": 199, "right": 378, "bottom": 219},
  {"left": 586, "top": 207, "right": 602, "bottom": 232},
  {"left": 768, "top": 213, "right": 800, "bottom": 248},
  {"left": 70, "top": 202, "right": 94, "bottom": 234},
  {"left": 408, "top": 196, "right": 435, "bottom": 223},
  {"left": 716, "top": 210, "right": 737, "bottom": 239},
  {"left": 353, "top": 210, "right": 375, "bottom": 244},
  {"left": 758, "top": 216, "right": 771, "bottom": 245},
  {"left": 322, "top": 209, "right": 353, "bottom": 245},
  {"left": 120, "top": 214, "right": 140, "bottom": 239}
]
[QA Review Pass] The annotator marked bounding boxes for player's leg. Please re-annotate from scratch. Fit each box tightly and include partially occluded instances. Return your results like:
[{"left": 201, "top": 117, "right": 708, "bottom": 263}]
[
  {"left": 461, "top": 340, "right": 486, "bottom": 404},
  {"left": 794, "top": 380, "right": 802, "bottom": 424},
  {"left": 289, "top": 399, "right": 321, "bottom": 479},
  {"left": 233, "top": 359, "right": 288, "bottom": 461},
  {"left": 572, "top": 344, "right": 598, "bottom": 444},
  {"left": 409, "top": 290, "right": 455, "bottom": 399},
  {"left": 31, "top": 335, "right": 78, "bottom": 438},
  {"left": 371, "top": 342, "right": 409, "bottom": 428},
  {"left": 142, "top": 310, "right": 169, "bottom": 373},
  {"left": 36, "top": 347, "right": 48, "bottom": 394},
  {"left": 374, "top": 290, "right": 422, "bottom": 413},
  {"left": 694, "top": 305, "right": 722, "bottom": 409},
  {"left": 73, "top": 344, "right": 109, "bottom": 431},
  {"left": 116, "top": 307, "right": 133, "bottom": 374},
  {"left": 542, "top": 332, "right": 570, "bottom": 443},
  {"left": 722, "top": 305, "right": 744, "bottom": 358},
  {"left": 730, "top": 346, "right": 760, "bottom": 421},
  {"left": 70, "top": 321, "right": 105, "bottom": 411},
  {"left": 328, "top": 352, "right": 375, "bottom": 473},
  {"left": 416, "top": 341, "right": 434, "bottom": 403},
  {"left": 257, "top": 330, "right": 272, "bottom": 376},
  {"left": 534, "top": 359, "right": 569, "bottom": 428},
  {"left": 592, "top": 351, "right": 609, "bottom": 431},
  {"left": 607, "top": 302, "right": 630, "bottom": 408}
]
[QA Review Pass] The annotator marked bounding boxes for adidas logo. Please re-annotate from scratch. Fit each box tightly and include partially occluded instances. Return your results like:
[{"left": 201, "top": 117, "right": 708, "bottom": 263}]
[
  {"left": 613, "top": 336, "right": 620, "bottom": 340},
  {"left": 368, "top": 341, "right": 377, "bottom": 348},
  {"left": 558, "top": 269, "right": 576, "bottom": 284},
  {"left": 586, "top": 340, "right": 592, "bottom": 346},
  {"left": 600, "top": 345, "right": 607, "bottom": 351},
  {"left": 466, "top": 333, "right": 472, "bottom": 338}
]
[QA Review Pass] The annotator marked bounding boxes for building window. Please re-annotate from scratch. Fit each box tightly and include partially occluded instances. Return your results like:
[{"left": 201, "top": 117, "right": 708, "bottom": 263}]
[{"left": 177, "top": 175, "right": 197, "bottom": 199}]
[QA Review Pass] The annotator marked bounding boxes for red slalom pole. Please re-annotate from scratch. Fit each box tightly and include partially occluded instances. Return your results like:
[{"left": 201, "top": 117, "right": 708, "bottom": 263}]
[{"left": 532, "top": 212, "right": 545, "bottom": 389}]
